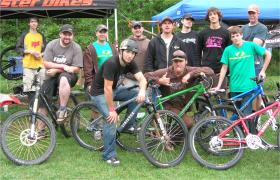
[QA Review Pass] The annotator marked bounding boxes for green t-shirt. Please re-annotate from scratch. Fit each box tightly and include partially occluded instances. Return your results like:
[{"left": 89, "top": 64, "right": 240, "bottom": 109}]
[
  {"left": 221, "top": 41, "right": 265, "bottom": 92},
  {"left": 93, "top": 41, "right": 113, "bottom": 69}
]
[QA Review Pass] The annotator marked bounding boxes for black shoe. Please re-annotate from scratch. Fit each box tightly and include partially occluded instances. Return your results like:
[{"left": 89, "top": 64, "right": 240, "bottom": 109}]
[{"left": 106, "top": 157, "right": 120, "bottom": 166}]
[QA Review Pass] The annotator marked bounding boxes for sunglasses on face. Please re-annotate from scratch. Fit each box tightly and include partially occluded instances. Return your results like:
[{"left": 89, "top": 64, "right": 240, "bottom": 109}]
[
  {"left": 99, "top": 30, "right": 108, "bottom": 34},
  {"left": 133, "top": 26, "right": 141, "bottom": 30}
]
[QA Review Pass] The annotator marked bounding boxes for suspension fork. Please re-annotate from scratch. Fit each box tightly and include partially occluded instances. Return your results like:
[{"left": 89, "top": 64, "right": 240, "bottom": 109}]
[{"left": 30, "top": 85, "right": 41, "bottom": 138}]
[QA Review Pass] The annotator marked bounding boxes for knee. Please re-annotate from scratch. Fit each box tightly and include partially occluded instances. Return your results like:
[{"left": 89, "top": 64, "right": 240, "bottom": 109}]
[{"left": 59, "top": 76, "right": 70, "bottom": 87}]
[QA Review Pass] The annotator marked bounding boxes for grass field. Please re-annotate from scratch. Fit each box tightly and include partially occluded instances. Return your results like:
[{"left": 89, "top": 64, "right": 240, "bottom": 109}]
[{"left": 0, "top": 76, "right": 280, "bottom": 179}]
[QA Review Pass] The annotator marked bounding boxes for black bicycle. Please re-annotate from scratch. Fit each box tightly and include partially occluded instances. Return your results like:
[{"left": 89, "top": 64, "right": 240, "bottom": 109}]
[{"left": 0, "top": 46, "right": 23, "bottom": 80}]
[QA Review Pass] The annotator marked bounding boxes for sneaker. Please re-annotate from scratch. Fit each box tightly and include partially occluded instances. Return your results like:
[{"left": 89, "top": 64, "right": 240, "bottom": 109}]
[
  {"left": 106, "top": 157, "right": 120, "bottom": 166},
  {"left": 56, "top": 109, "right": 67, "bottom": 124},
  {"left": 37, "top": 129, "right": 47, "bottom": 140}
]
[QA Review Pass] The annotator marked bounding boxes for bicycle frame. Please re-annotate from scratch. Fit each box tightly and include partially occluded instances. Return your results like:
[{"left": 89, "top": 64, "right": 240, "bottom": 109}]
[
  {"left": 218, "top": 99, "right": 280, "bottom": 147},
  {"left": 156, "top": 83, "right": 207, "bottom": 118}
]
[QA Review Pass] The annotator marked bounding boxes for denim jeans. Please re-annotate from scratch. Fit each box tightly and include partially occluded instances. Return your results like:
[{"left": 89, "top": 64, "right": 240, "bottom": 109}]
[{"left": 91, "top": 86, "right": 138, "bottom": 160}]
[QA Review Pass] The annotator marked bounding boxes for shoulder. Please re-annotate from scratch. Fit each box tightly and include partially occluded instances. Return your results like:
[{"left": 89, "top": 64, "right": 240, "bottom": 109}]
[
  {"left": 257, "top": 23, "right": 268, "bottom": 30},
  {"left": 72, "top": 41, "right": 82, "bottom": 49},
  {"left": 46, "top": 39, "right": 59, "bottom": 47}
]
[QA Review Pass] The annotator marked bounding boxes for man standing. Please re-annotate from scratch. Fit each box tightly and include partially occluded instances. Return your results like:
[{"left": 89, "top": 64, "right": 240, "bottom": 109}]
[
  {"left": 145, "top": 50, "right": 214, "bottom": 128},
  {"left": 83, "top": 24, "right": 118, "bottom": 94},
  {"left": 39, "top": 24, "right": 83, "bottom": 123},
  {"left": 197, "top": 7, "right": 230, "bottom": 81},
  {"left": 144, "top": 16, "right": 185, "bottom": 72},
  {"left": 16, "top": 17, "right": 46, "bottom": 101},
  {"left": 213, "top": 26, "right": 271, "bottom": 133},
  {"left": 122, "top": 21, "right": 150, "bottom": 87},
  {"left": 91, "top": 39, "right": 147, "bottom": 166},
  {"left": 177, "top": 13, "right": 200, "bottom": 67}
]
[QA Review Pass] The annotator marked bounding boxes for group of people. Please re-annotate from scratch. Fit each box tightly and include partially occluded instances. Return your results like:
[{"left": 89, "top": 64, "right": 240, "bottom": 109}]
[{"left": 16, "top": 3, "right": 272, "bottom": 166}]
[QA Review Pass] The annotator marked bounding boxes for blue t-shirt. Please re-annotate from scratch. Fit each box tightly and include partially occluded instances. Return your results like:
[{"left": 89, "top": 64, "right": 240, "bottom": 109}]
[{"left": 92, "top": 41, "right": 113, "bottom": 69}]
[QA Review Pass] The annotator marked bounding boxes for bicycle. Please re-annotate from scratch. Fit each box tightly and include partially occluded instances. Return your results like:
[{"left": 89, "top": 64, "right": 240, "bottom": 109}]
[
  {"left": 71, "top": 81, "right": 189, "bottom": 168},
  {"left": 188, "top": 82, "right": 280, "bottom": 170},
  {"left": 0, "top": 46, "right": 23, "bottom": 80},
  {"left": 0, "top": 68, "right": 56, "bottom": 165}
]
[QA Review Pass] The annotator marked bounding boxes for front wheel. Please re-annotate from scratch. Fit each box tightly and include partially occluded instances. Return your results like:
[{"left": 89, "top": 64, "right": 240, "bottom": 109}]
[
  {"left": 139, "top": 110, "right": 188, "bottom": 168},
  {"left": 0, "top": 111, "right": 56, "bottom": 165},
  {"left": 189, "top": 116, "right": 244, "bottom": 170}
]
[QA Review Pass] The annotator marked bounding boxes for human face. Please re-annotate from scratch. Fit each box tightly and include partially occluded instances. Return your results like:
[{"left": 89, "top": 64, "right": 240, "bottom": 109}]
[
  {"left": 231, "top": 33, "right": 243, "bottom": 46},
  {"left": 59, "top": 32, "right": 73, "bottom": 46},
  {"left": 161, "top": 20, "right": 173, "bottom": 34},
  {"left": 172, "top": 60, "right": 186, "bottom": 75},
  {"left": 181, "top": 18, "right": 193, "bottom": 28},
  {"left": 248, "top": 11, "right": 259, "bottom": 24},
  {"left": 208, "top": 11, "right": 219, "bottom": 24},
  {"left": 29, "top": 19, "right": 38, "bottom": 31},
  {"left": 96, "top": 29, "right": 108, "bottom": 42},
  {"left": 132, "top": 26, "right": 144, "bottom": 38},
  {"left": 121, "top": 49, "right": 136, "bottom": 64}
]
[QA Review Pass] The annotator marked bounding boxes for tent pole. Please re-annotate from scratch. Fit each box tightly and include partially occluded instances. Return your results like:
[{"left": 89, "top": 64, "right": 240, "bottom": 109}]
[
  {"left": 106, "top": 18, "right": 109, "bottom": 42},
  {"left": 114, "top": 8, "right": 118, "bottom": 50}
]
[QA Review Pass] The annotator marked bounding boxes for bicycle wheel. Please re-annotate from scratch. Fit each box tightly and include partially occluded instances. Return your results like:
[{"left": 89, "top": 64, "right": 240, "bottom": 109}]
[
  {"left": 255, "top": 107, "right": 280, "bottom": 149},
  {"left": 116, "top": 109, "right": 147, "bottom": 152},
  {"left": 139, "top": 110, "right": 188, "bottom": 168},
  {"left": 0, "top": 111, "right": 56, "bottom": 165},
  {"left": 70, "top": 102, "right": 104, "bottom": 151},
  {"left": 189, "top": 116, "right": 244, "bottom": 170},
  {"left": 0, "top": 46, "right": 23, "bottom": 80},
  {"left": 201, "top": 104, "right": 238, "bottom": 121}
]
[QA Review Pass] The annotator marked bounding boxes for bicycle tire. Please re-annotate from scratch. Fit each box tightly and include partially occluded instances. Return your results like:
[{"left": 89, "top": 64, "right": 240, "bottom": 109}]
[
  {"left": 201, "top": 104, "right": 237, "bottom": 120},
  {"left": 139, "top": 110, "right": 188, "bottom": 168},
  {"left": 116, "top": 109, "right": 147, "bottom": 152},
  {"left": 189, "top": 116, "right": 244, "bottom": 170},
  {"left": 0, "top": 111, "right": 56, "bottom": 165},
  {"left": 278, "top": 129, "right": 280, "bottom": 151},
  {"left": 70, "top": 102, "right": 104, "bottom": 151},
  {"left": 0, "top": 46, "right": 23, "bottom": 80}
]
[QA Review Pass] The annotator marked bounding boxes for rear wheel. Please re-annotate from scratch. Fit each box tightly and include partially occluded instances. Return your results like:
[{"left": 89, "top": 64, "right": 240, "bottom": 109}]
[
  {"left": 140, "top": 110, "right": 188, "bottom": 168},
  {"left": 0, "top": 46, "right": 23, "bottom": 80},
  {"left": 70, "top": 102, "right": 104, "bottom": 151},
  {"left": 189, "top": 116, "right": 244, "bottom": 170},
  {"left": 0, "top": 111, "right": 56, "bottom": 165}
]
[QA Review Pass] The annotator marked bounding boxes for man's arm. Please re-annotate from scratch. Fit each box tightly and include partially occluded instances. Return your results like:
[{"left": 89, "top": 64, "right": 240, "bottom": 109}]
[
  {"left": 259, "top": 50, "right": 272, "bottom": 79},
  {"left": 182, "top": 66, "right": 214, "bottom": 83},
  {"left": 134, "top": 72, "right": 147, "bottom": 103},
  {"left": 83, "top": 46, "right": 95, "bottom": 89},
  {"left": 214, "top": 64, "right": 228, "bottom": 90}
]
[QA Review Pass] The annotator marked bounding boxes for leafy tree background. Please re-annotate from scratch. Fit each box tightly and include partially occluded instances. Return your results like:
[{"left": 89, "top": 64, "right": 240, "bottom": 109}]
[{"left": 0, "top": 0, "right": 278, "bottom": 75}]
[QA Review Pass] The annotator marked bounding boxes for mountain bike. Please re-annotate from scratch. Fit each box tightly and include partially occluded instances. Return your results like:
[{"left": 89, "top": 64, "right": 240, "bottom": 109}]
[{"left": 188, "top": 82, "right": 280, "bottom": 170}]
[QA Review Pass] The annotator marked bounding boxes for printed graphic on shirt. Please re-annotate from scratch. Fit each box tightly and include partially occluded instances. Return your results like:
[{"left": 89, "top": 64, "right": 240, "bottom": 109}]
[
  {"left": 54, "top": 55, "right": 67, "bottom": 64},
  {"left": 31, "top": 41, "right": 41, "bottom": 48},
  {"left": 230, "top": 51, "right": 251, "bottom": 60},
  {"left": 182, "top": 38, "right": 196, "bottom": 44},
  {"left": 206, "top": 36, "right": 223, "bottom": 48}
]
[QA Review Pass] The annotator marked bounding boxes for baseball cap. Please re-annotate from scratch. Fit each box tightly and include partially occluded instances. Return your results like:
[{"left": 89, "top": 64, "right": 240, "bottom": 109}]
[
  {"left": 171, "top": 50, "right": 186, "bottom": 61},
  {"left": 160, "top": 16, "right": 173, "bottom": 25},
  {"left": 131, "top": 21, "right": 142, "bottom": 28},
  {"left": 96, "top": 24, "right": 108, "bottom": 32},
  {"left": 60, "top": 24, "right": 74, "bottom": 34},
  {"left": 248, "top": 4, "right": 260, "bottom": 13},
  {"left": 183, "top": 13, "right": 195, "bottom": 21}
]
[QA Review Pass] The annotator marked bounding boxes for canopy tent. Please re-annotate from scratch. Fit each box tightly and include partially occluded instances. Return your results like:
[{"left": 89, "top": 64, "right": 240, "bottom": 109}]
[
  {"left": 152, "top": 0, "right": 280, "bottom": 25},
  {"left": 0, "top": 0, "right": 116, "bottom": 19}
]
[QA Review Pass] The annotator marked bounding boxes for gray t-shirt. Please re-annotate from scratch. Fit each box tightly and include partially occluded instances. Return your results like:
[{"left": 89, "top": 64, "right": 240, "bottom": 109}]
[
  {"left": 241, "top": 23, "right": 268, "bottom": 68},
  {"left": 44, "top": 39, "right": 83, "bottom": 68}
]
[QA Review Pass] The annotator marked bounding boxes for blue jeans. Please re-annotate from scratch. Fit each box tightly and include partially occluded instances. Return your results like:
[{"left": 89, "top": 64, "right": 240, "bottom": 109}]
[{"left": 91, "top": 86, "right": 138, "bottom": 160}]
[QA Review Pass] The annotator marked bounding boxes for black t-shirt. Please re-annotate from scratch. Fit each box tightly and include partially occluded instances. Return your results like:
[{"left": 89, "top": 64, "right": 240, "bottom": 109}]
[
  {"left": 92, "top": 55, "right": 140, "bottom": 96},
  {"left": 197, "top": 27, "right": 230, "bottom": 73},
  {"left": 177, "top": 31, "right": 200, "bottom": 67}
]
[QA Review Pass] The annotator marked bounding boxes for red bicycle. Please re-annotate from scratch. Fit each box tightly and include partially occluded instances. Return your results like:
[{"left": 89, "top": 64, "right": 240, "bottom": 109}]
[{"left": 189, "top": 83, "right": 280, "bottom": 170}]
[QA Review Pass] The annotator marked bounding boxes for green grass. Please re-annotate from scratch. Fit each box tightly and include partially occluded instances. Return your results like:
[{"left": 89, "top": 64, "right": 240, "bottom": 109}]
[{"left": 0, "top": 76, "right": 280, "bottom": 179}]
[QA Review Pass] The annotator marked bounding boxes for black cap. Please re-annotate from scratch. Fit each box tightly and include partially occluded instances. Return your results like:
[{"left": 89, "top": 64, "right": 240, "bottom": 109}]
[
  {"left": 160, "top": 16, "right": 173, "bottom": 25},
  {"left": 60, "top": 24, "right": 74, "bottom": 34},
  {"left": 131, "top": 21, "right": 142, "bottom": 28},
  {"left": 183, "top": 13, "right": 195, "bottom": 21},
  {"left": 96, "top": 24, "right": 108, "bottom": 32},
  {"left": 171, "top": 50, "right": 187, "bottom": 61}
]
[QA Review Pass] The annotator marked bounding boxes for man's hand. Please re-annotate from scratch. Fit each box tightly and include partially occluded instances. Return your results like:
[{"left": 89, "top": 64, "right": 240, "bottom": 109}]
[
  {"left": 158, "top": 73, "right": 170, "bottom": 86},
  {"left": 259, "top": 71, "right": 266, "bottom": 80},
  {"left": 46, "top": 69, "right": 59, "bottom": 77},
  {"left": 107, "top": 111, "right": 118, "bottom": 124},
  {"left": 182, "top": 73, "right": 191, "bottom": 83},
  {"left": 136, "top": 91, "right": 145, "bottom": 103},
  {"left": 211, "top": 86, "right": 220, "bottom": 92}
]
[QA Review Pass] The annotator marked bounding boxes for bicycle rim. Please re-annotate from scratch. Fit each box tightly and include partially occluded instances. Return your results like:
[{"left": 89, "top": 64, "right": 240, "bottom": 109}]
[
  {"left": 140, "top": 110, "right": 188, "bottom": 168},
  {"left": 190, "top": 117, "right": 244, "bottom": 170},
  {"left": 70, "top": 102, "right": 104, "bottom": 151},
  {"left": 1, "top": 111, "right": 56, "bottom": 165}
]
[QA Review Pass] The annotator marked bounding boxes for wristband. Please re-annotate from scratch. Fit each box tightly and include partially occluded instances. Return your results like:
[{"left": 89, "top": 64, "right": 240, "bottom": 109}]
[
  {"left": 156, "top": 79, "right": 160, "bottom": 84},
  {"left": 109, "top": 107, "right": 115, "bottom": 112}
]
